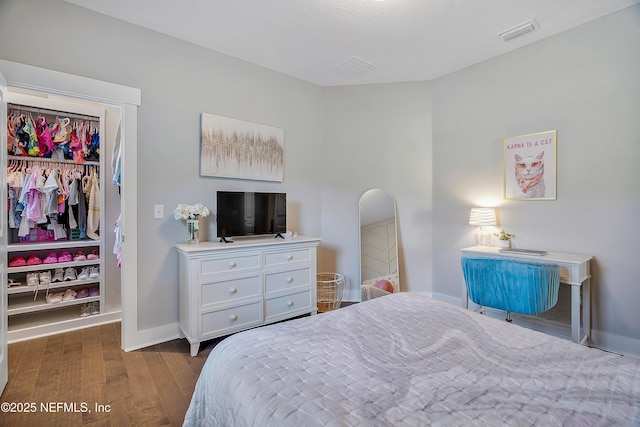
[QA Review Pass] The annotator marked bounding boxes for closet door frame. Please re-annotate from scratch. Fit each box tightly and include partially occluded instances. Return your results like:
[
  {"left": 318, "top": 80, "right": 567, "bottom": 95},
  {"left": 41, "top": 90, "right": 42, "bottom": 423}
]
[
  {"left": 0, "top": 70, "right": 7, "bottom": 396},
  {"left": 0, "top": 60, "right": 141, "bottom": 352}
]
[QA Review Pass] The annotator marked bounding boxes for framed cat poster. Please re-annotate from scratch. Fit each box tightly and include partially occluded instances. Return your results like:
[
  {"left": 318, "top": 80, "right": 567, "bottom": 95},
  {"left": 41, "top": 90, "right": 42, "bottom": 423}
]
[{"left": 504, "top": 130, "right": 557, "bottom": 200}]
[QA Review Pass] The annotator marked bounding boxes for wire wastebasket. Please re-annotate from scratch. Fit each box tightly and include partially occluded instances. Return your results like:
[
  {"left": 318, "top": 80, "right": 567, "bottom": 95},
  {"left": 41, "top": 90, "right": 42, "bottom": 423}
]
[{"left": 316, "top": 272, "right": 345, "bottom": 312}]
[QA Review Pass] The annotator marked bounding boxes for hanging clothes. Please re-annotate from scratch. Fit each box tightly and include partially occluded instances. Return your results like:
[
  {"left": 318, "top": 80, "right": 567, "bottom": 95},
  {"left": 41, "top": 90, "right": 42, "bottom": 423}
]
[
  {"left": 86, "top": 168, "right": 100, "bottom": 240},
  {"left": 113, "top": 214, "right": 122, "bottom": 268},
  {"left": 7, "top": 161, "right": 100, "bottom": 242},
  {"left": 7, "top": 106, "right": 100, "bottom": 163},
  {"left": 73, "top": 173, "right": 87, "bottom": 239},
  {"left": 111, "top": 121, "right": 122, "bottom": 187}
]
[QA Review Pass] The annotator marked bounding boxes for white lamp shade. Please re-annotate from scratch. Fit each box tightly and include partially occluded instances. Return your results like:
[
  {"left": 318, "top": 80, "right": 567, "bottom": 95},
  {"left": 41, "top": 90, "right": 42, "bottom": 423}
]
[{"left": 469, "top": 208, "right": 497, "bottom": 226}]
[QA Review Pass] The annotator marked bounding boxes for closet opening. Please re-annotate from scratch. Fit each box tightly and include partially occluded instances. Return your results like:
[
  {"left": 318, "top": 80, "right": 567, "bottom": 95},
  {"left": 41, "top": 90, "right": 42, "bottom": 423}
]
[
  {"left": 5, "top": 89, "right": 122, "bottom": 342},
  {"left": 1, "top": 58, "right": 141, "bottom": 360}
]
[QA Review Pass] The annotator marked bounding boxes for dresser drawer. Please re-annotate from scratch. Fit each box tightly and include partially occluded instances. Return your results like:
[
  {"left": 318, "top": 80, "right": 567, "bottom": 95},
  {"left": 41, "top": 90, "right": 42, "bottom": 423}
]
[
  {"left": 201, "top": 301, "right": 263, "bottom": 338},
  {"left": 264, "top": 267, "right": 312, "bottom": 295},
  {"left": 201, "top": 275, "right": 261, "bottom": 307},
  {"left": 265, "top": 290, "right": 312, "bottom": 321},
  {"left": 199, "top": 252, "right": 261, "bottom": 278},
  {"left": 264, "top": 247, "right": 312, "bottom": 267}
]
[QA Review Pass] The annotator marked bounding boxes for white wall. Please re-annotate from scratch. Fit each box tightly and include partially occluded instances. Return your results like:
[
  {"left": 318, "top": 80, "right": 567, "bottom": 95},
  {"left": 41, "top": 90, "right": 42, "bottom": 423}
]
[
  {"left": 432, "top": 6, "right": 640, "bottom": 355},
  {"left": 0, "top": 0, "right": 638, "bottom": 356},
  {"left": 322, "top": 83, "right": 433, "bottom": 301},
  {"left": 0, "top": 0, "right": 324, "bottom": 333}
]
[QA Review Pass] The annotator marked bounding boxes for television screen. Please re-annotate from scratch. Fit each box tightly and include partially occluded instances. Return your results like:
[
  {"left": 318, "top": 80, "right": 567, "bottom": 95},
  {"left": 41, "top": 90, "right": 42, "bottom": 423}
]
[{"left": 217, "top": 191, "right": 286, "bottom": 239}]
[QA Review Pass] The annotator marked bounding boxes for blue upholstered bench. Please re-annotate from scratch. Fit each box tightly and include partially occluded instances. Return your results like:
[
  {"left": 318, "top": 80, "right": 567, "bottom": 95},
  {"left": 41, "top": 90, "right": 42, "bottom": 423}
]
[{"left": 461, "top": 257, "right": 560, "bottom": 320}]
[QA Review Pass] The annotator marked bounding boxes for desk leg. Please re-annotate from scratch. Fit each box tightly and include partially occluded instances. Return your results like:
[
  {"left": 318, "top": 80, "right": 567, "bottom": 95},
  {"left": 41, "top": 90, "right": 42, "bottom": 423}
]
[
  {"left": 582, "top": 278, "right": 591, "bottom": 345},
  {"left": 571, "top": 285, "right": 580, "bottom": 344},
  {"left": 462, "top": 282, "right": 468, "bottom": 310}
]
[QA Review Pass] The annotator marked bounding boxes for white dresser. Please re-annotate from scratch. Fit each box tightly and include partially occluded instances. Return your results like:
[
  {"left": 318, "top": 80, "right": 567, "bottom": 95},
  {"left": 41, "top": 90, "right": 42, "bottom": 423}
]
[{"left": 176, "top": 236, "right": 321, "bottom": 356}]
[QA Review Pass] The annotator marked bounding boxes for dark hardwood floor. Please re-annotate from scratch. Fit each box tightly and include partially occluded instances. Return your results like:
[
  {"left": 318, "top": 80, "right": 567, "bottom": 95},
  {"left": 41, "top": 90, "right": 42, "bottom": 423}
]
[{"left": 1, "top": 322, "right": 221, "bottom": 426}]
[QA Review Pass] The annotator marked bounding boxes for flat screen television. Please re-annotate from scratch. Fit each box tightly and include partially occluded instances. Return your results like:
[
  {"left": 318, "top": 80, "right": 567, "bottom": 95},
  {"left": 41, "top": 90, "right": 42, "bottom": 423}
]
[{"left": 216, "top": 191, "right": 286, "bottom": 240}]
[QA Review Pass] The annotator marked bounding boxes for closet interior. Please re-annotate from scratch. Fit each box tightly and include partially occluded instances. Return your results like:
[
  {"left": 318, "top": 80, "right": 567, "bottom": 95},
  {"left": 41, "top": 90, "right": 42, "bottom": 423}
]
[{"left": 5, "top": 92, "right": 108, "bottom": 342}]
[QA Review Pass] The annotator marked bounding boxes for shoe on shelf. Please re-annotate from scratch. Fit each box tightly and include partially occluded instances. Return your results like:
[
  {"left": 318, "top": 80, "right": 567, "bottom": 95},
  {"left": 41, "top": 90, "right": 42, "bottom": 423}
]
[
  {"left": 58, "top": 251, "right": 73, "bottom": 263},
  {"left": 63, "top": 267, "right": 77, "bottom": 281},
  {"left": 43, "top": 252, "right": 58, "bottom": 264},
  {"left": 76, "top": 288, "right": 89, "bottom": 299},
  {"left": 51, "top": 268, "right": 64, "bottom": 283},
  {"left": 87, "top": 250, "right": 99, "bottom": 261},
  {"left": 39, "top": 271, "right": 51, "bottom": 284},
  {"left": 89, "top": 266, "right": 100, "bottom": 279},
  {"left": 62, "top": 289, "right": 77, "bottom": 301},
  {"left": 46, "top": 292, "right": 64, "bottom": 304},
  {"left": 77, "top": 267, "right": 90, "bottom": 281},
  {"left": 7, "top": 278, "right": 21, "bottom": 287},
  {"left": 26, "top": 272, "right": 39, "bottom": 286},
  {"left": 90, "top": 302, "right": 100, "bottom": 315},
  {"left": 80, "top": 303, "right": 90, "bottom": 317},
  {"left": 73, "top": 251, "right": 87, "bottom": 262},
  {"left": 89, "top": 287, "right": 100, "bottom": 297},
  {"left": 26, "top": 254, "right": 42, "bottom": 265},
  {"left": 9, "top": 256, "right": 27, "bottom": 267}
]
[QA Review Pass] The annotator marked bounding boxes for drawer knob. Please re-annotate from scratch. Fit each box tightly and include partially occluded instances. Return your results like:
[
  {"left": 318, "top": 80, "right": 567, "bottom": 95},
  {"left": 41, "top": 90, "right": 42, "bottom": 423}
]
[
  {"left": 287, "top": 255, "right": 294, "bottom": 261},
  {"left": 229, "top": 262, "right": 237, "bottom": 268},
  {"left": 287, "top": 300, "right": 294, "bottom": 307},
  {"left": 230, "top": 287, "right": 238, "bottom": 294},
  {"left": 230, "top": 314, "right": 238, "bottom": 321},
  {"left": 286, "top": 277, "right": 294, "bottom": 283}
]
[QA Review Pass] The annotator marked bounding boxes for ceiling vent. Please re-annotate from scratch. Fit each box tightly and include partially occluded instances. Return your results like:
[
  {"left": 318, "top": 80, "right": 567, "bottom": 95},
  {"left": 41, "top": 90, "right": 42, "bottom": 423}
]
[
  {"left": 497, "top": 19, "right": 537, "bottom": 42},
  {"left": 336, "top": 56, "right": 376, "bottom": 76}
]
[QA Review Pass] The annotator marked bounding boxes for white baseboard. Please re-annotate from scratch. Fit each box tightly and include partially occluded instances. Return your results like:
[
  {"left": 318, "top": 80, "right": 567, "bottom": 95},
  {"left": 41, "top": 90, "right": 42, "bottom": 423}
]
[
  {"left": 590, "top": 329, "right": 640, "bottom": 359},
  {"left": 122, "top": 322, "right": 181, "bottom": 352},
  {"left": 343, "top": 290, "right": 432, "bottom": 304},
  {"left": 342, "top": 288, "right": 360, "bottom": 303}
]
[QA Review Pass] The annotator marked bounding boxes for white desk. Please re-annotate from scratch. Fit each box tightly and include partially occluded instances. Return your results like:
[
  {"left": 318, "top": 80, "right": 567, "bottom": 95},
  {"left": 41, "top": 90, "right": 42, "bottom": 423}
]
[{"left": 461, "top": 246, "right": 592, "bottom": 345}]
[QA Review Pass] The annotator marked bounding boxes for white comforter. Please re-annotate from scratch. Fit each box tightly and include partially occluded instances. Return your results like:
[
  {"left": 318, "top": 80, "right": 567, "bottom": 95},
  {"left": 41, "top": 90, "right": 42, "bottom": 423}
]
[{"left": 184, "top": 293, "right": 640, "bottom": 426}]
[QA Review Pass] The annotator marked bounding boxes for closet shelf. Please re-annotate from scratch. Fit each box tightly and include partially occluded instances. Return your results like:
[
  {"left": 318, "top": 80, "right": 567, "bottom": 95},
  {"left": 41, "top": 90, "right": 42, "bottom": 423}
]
[
  {"left": 8, "top": 260, "right": 100, "bottom": 274},
  {"left": 8, "top": 293, "right": 100, "bottom": 316},
  {"left": 7, "top": 155, "right": 99, "bottom": 166},
  {"left": 7, "top": 277, "right": 101, "bottom": 295},
  {"left": 8, "top": 240, "right": 100, "bottom": 252},
  {"left": 8, "top": 306, "right": 120, "bottom": 344}
]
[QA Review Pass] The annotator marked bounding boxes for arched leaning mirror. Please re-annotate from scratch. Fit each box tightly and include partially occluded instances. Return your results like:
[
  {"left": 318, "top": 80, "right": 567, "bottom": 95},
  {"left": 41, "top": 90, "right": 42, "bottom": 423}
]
[{"left": 359, "top": 189, "right": 399, "bottom": 302}]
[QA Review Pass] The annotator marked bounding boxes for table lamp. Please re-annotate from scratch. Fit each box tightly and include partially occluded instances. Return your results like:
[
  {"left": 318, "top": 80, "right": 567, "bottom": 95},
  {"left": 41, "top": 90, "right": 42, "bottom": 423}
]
[{"left": 469, "top": 207, "right": 497, "bottom": 246}]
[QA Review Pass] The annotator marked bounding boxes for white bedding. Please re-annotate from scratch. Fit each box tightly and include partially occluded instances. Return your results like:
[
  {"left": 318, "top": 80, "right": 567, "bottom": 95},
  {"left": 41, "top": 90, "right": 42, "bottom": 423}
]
[{"left": 184, "top": 293, "right": 640, "bottom": 426}]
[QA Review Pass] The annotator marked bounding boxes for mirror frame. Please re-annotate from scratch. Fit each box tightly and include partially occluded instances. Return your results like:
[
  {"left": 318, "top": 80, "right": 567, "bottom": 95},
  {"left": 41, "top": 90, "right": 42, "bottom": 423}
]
[{"left": 358, "top": 189, "right": 400, "bottom": 301}]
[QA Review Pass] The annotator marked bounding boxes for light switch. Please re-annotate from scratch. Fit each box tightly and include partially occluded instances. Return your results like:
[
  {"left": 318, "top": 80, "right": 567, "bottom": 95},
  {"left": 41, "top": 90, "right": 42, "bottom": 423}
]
[{"left": 154, "top": 205, "right": 164, "bottom": 219}]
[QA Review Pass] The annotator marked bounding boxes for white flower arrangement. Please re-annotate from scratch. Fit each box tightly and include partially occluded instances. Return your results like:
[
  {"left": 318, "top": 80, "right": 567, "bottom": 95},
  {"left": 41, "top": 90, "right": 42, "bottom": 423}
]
[
  {"left": 174, "top": 203, "right": 211, "bottom": 221},
  {"left": 494, "top": 229, "right": 515, "bottom": 241}
]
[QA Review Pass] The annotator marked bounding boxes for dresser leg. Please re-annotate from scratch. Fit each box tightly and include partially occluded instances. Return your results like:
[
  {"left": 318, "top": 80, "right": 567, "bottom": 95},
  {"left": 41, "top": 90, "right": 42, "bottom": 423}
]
[{"left": 190, "top": 342, "right": 200, "bottom": 357}]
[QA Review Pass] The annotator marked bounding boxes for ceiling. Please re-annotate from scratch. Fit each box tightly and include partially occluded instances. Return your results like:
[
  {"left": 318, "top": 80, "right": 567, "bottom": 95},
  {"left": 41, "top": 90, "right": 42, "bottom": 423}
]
[{"left": 66, "top": 0, "right": 639, "bottom": 87}]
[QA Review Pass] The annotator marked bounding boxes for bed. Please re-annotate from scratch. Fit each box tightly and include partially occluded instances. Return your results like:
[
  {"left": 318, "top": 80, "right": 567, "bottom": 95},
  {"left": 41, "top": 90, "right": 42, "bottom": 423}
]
[{"left": 183, "top": 293, "right": 640, "bottom": 426}]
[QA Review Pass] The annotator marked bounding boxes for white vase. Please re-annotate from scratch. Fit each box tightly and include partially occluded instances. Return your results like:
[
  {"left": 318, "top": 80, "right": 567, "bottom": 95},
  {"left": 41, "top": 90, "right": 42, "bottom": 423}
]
[
  {"left": 187, "top": 219, "right": 200, "bottom": 244},
  {"left": 498, "top": 239, "right": 511, "bottom": 248}
]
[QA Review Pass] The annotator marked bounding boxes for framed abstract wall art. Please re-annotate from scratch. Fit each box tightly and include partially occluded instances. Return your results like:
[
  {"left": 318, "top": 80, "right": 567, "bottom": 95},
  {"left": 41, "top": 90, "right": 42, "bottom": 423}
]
[
  {"left": 504, "top": 130, "right": 557, "bottom": 200},
  {"left": 200, "top": 113, "right": 284, "bottom": 182}
]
